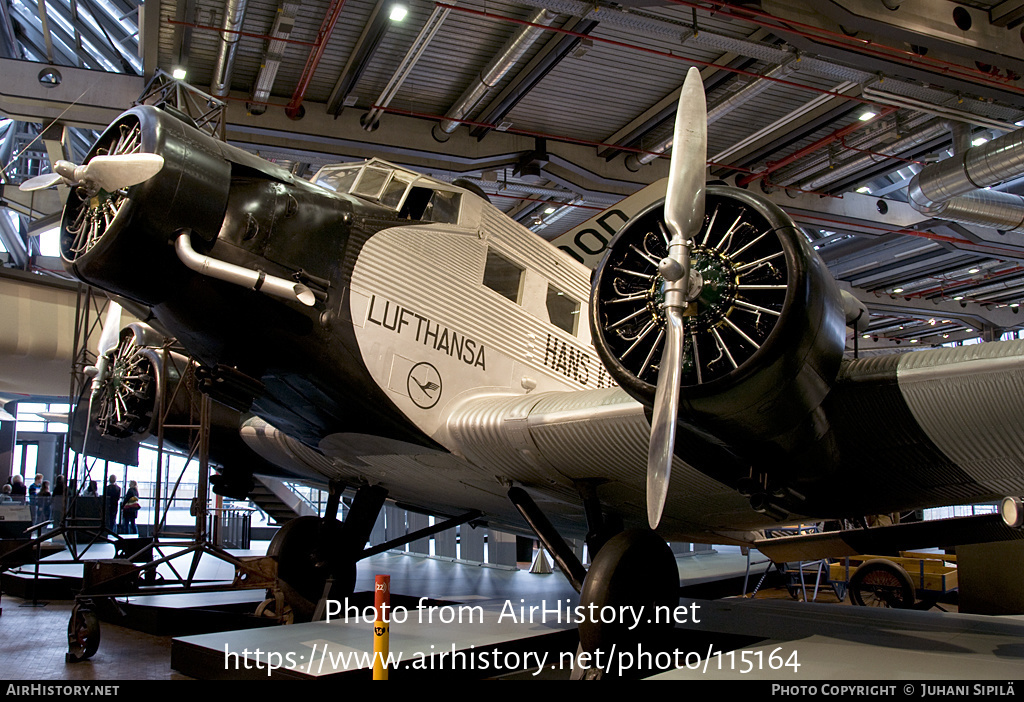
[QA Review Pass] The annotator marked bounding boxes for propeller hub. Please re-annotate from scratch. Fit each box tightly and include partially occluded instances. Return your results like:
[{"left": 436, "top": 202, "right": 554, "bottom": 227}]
[{"left": 650, "top": 246, "right": 741, "bottom": 328}]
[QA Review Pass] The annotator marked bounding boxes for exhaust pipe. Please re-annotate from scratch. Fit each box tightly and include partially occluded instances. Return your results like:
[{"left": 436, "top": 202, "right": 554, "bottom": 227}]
[{"left": 174, "top": 232, "right": 316, "bottom": 307}]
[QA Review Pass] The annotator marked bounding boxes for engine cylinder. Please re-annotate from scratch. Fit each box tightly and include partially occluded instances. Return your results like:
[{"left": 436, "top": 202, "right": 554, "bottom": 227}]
[
  {"left": 61, "top": 106, "right": 233, "bottom": 304},
  {"left": 590, "top": 186, "right": 847, "bottom": 459}
]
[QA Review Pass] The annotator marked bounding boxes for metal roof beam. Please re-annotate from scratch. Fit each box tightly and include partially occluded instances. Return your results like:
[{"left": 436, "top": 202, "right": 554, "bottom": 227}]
[{"left": 327, "top": 0, "right": 392, "bottom": 116}]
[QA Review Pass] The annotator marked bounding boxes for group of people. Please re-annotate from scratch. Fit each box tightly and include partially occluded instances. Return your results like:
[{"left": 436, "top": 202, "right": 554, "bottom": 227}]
[
  {"left": 0, "top": 474, "right": 56, "bottom": 524},
  {"left": 2, "top": 473, "right": 141, "bottom": 533}
]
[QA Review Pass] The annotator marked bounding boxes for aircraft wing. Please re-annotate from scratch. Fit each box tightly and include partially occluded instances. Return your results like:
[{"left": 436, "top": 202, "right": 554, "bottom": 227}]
[
  {"left": 238, "top": 386, "right": 764, "bottom": 543},
  {"left": 815, "top": 340, "right": 1024, "bottom": 519}
]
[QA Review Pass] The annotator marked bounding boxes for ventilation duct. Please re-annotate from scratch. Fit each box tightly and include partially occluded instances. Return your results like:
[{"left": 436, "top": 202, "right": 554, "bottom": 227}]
[
  {"left": 432, "top": 9, "right": 558, "bottom": 141},
  {"left": 907, "top": 125, "right": 1024, "bottom": 234},
  {"left": 210, "top": 0, "right": 249, "bottom": 98}
]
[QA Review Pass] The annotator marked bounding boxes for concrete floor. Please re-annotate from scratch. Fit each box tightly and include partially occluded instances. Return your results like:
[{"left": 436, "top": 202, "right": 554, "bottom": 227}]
[{"left": 2, "top": 545, "right": 1022, "bottom": 681}]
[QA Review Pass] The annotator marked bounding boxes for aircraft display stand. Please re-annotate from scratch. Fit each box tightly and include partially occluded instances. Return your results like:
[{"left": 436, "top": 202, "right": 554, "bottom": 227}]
[
  {"left": 64, "top": 381, "right": 288, "bottom": 662},
  {"left": 0, "top": 288, "right": 291, "bottom": 661}
]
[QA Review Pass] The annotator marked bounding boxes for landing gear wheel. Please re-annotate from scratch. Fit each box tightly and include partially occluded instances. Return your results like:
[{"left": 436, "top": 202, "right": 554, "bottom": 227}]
[
  {"left": 268, "top": 516, "right": 354, "bottom": 621},
  {"left": 578, "top": 530, "right": 678, "bottom": 656},
  {"left": 848, "top": 559, "right": 915, "bottom": 608},
  {"left": 67, "top": 604, "right": 100, "bottom": 662},
  {"left": 255, "top": 597, "right": 295, "bottom": 625}
]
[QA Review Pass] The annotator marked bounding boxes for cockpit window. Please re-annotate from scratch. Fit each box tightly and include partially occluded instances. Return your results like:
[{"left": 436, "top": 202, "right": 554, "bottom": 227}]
[
  {"left": 423, "top": 190, "right": 461, "bottom": 224},
  {"left": 312, "top": 159, "right": 466, "bottom": 225},
  {"left": 353, "top": 166, "right": 392, "bottom": 200},
  {"left": 315, "top": 165, "right": 360, "bottom": 193},
  {"left": 380, "top": 177, "right": 408, "bottom": 209}
]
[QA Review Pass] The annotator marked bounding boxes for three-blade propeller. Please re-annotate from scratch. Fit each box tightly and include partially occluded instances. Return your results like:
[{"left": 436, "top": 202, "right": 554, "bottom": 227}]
[
  {"left": 647, "top": 66, "right": 707, "bottom": 530},
  {"left": 19, "top": 153, "right": 164, "bottom": 196}
]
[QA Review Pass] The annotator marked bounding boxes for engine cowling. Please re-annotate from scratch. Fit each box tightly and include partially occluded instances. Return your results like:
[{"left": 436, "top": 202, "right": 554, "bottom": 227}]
[
  {"left": 60, "top": 106, "right": 233, "bottom": 304},
  {"left": 590, "top": 186, "right": 848, "bottom": 512}
]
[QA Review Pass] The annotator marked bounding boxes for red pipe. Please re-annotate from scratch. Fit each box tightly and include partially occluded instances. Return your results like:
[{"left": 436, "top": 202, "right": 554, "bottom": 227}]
[
  {"left": 884, "top": 265, "right": 1024, "bottom": 299},
  {"left": 838, "top": 137, "right": 926, "bottom": 166},
  {"left": 436, "top": 3, "right": 886, "bottom": 111},
  {"left": 797, "top": 212, "right": 1024, "bottom": 259},
  {"left": 737, "top": 106, "right": 898, "bottom": 186},
  {"left": 666, "top": 0, "right": 1024, "bottom": 96},
  {"left": 371, "top": 103, "right": 759, "bottom": 172},
  {"left": 286, "top": 0, "right": 349, "bottom": 119}
]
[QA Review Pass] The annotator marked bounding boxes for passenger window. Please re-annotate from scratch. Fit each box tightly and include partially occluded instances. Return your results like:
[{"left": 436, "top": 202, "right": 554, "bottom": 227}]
[
  {"left": 483, "top": 250, "right": 524, "bottom": 304},
  {"left": 547, "top": 285, "right": 580, "bottom": 335}
]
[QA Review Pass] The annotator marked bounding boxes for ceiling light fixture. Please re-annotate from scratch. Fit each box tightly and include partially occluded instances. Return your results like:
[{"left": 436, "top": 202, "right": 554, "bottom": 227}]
[
  {"left": 390, "top": 4, "right": 408, "bottom": 21},
  {"left": 859, "top": 110, "right": 877, "bottom": 121},
  {"left": 172, "top": 68, "right": 187, "bottom": 80}
]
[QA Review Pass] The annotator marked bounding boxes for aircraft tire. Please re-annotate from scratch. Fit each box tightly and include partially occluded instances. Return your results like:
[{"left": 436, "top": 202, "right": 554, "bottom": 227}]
[
  {"left": 577, "top": 529, "right": 679, "bottom": 656},
  {"left": 67, "top": 604, "right": 100, "bottom": 662},
  {"left": 268, "top": 515, "right": 355, "bottom": 621}
]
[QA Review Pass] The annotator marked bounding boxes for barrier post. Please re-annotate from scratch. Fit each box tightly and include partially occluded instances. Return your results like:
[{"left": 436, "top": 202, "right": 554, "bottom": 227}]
[{"left": 373, "top": 574, "right": 390, "bottom": 680}]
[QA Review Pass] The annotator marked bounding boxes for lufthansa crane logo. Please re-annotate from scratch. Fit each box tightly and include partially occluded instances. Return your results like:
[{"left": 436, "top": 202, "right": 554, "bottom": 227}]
[{"left": 407, "top": 362, "right": 442, "bottom": 409}]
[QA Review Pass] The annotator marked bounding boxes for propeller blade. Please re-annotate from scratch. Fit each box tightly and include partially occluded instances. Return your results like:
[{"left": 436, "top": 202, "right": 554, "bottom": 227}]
[
  {"left": 18, "top": 172, "right": 64, "bottom": 192},
  {"left": 646, "top": 66, "right": 707, "bottom": 530},
  {"left": 81, "top": 153, "right": 164, "bottom": 193},
  {"left": 97, "top": 301, "right": 123, "bottom": 357}
]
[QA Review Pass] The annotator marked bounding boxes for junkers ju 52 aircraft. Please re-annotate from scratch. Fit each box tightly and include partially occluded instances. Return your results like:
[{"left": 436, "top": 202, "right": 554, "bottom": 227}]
[{"left": 27, "top": 68, "right": 1024, "bottom": 639}]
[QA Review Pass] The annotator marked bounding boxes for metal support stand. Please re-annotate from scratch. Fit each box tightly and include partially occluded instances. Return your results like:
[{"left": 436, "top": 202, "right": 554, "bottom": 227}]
[{"left": 508, "top": 486, "right": 587, "bottom": 593}]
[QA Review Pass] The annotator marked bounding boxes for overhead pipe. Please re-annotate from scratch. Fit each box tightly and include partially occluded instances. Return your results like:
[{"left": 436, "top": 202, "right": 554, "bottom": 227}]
[
  {"left": 862, "top": 87, "right": 1019, "bottom": 134},
  {"left": 626, "top": 61, "right": 799, "bottom": 170},
  {"left": 361, "top": 4, "right": 452, "bottom": 130},
  {"left": 432, "top": 8, "right": 558, "bottom": 142},
  {"left": 771, "top": 112, "right": 933, "bottom": 186},
  {"left": 248, "top": 2, "right": 300, "bottom": 115},
  {"left": 507, "top": 0, "right": 1020, "bottom": 125},
  {"left": 210, "top": 0, "right": 249, "bottom": 98},
  {"left": 797, "top": 119, "right": 948, "bottom": 192},
  {"left": 887, "top": 260, "right": 1008, "bottom": 295},
  {"left": 737, "top": 106, "right": 899, "bottom": 187},
  {"left": 907, "top": 124, "right": 1024, "bottom": 233}
]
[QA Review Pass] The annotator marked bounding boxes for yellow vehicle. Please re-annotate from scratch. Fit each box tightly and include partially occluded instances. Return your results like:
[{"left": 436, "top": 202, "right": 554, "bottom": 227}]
[{"left": 829, "top": 552, "right": 959, "bottom": 608}]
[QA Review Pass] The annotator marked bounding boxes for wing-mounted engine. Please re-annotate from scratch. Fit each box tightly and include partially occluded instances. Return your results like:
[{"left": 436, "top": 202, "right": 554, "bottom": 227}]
[
  {"left": 93, "top": 322, "right": 172, "bottom": 439},
  {"left": 89, "top": 323, "right": 284, "bottom": 499},
  {"left": 590, "top": 185, "right": 848, "bottom": 516}
]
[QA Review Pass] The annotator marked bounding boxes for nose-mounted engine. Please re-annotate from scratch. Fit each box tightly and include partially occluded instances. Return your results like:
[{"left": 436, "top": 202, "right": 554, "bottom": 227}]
[
  {"left": 60, "top": 105, "right": 348, "bottom": 311},
  {"left": 60, "top": 106, "right": 232, "bottom": 304},
  {"left": 590, "top": 186, "right": 848, "bottom": 516}
]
